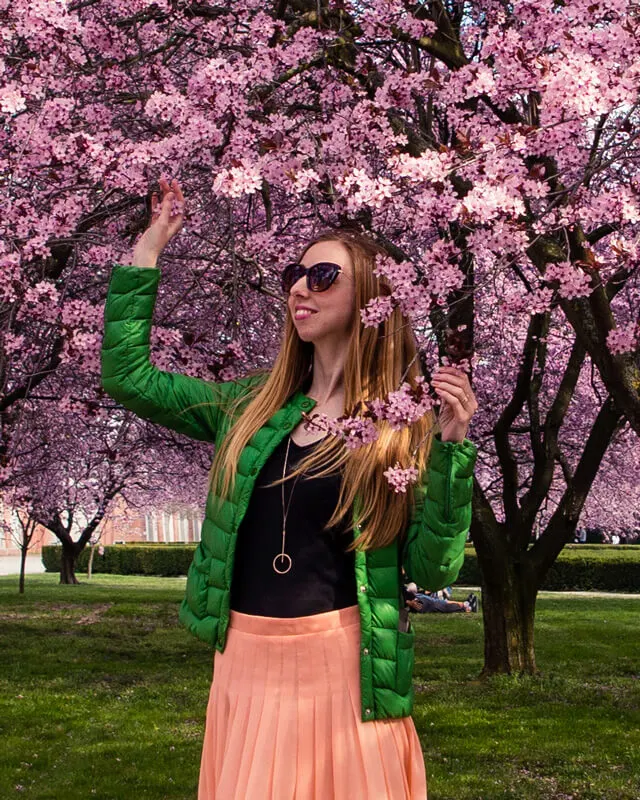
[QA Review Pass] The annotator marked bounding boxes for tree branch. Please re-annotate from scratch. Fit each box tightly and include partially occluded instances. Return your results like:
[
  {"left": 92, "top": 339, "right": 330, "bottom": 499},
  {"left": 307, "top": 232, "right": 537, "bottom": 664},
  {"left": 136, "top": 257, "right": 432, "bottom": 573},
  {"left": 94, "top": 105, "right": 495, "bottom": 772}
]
[{"left": 530, "top": 395, "right": 624, "bottom": 579}]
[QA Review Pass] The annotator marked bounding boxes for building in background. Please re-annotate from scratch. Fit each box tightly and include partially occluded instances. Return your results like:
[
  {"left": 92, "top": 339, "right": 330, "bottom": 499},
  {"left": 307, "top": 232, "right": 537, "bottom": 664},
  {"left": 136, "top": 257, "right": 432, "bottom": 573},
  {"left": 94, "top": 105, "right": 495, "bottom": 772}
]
[{"left": 0, "top": 494, "right": 203, "bottom": 557}]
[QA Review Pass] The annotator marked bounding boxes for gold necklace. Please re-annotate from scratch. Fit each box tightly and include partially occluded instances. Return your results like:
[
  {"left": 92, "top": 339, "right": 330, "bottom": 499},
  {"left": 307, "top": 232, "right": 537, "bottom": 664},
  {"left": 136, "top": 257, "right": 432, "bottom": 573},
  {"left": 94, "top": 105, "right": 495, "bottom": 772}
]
[{"left": 273, "top": 435, "right": 303, "bottom": 575}]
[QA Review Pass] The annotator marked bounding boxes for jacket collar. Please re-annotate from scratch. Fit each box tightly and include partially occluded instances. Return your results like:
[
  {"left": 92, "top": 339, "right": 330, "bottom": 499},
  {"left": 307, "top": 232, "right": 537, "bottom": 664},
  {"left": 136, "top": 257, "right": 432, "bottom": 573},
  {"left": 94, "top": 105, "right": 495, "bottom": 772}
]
[{"left": 289, "top": 389, "right": 318, "bottom": 413}]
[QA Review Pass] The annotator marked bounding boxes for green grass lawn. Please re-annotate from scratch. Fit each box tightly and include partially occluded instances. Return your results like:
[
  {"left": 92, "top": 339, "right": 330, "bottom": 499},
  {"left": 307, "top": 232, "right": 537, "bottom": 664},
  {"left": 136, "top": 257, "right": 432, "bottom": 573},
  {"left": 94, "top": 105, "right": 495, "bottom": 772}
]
[{"left": 1, "top": 574, "right": 638, "bottom": 800}]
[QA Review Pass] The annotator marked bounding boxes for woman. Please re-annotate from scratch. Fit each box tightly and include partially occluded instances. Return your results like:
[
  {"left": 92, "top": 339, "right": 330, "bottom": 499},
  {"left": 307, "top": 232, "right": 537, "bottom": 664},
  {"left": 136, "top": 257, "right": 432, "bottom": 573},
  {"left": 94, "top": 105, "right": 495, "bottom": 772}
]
[{"left": 101, "top": 178, "right": 478, "bottom": 799}]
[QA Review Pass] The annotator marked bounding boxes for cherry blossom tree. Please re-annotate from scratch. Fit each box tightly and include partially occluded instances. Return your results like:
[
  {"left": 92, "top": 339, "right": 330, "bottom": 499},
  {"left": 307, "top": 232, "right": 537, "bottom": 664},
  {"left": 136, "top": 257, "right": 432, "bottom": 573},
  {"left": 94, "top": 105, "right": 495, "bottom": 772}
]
[
  {"left": 1, "top": 0, "right": 639, "bottom": 668},
  {"left": 2, "top": 385, "right": 209, "bottom": 584},
  {"left": 3, "top": 505, "right": 39, "bottom": 595},
  {"left": 464, "top": 298, "right": 632, "bottom": 672}
]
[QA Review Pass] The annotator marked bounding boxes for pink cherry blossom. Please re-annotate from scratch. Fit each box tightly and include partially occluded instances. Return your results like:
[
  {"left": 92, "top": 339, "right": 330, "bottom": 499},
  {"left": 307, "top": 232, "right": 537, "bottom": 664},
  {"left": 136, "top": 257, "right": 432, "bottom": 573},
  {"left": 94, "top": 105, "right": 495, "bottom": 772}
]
[
  {"left": 383, "top": 464, "right": 420, "bottom": 494},
  {"left": 0, "top": 87, "right": 26, "bottom": 114},
  {"left": 607, "top": 323, "right": 639, "bottom": 355}
]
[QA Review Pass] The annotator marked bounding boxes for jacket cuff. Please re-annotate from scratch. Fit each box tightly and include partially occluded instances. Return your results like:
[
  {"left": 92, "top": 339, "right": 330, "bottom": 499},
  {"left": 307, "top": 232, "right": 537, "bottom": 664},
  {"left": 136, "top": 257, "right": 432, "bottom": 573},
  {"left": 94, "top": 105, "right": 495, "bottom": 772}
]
[
  {"left": 429, "top": 432, "right": 477, "bottom": 478},
  {"left": 109, "top": 263, "right": 161, "bottom": 293}
]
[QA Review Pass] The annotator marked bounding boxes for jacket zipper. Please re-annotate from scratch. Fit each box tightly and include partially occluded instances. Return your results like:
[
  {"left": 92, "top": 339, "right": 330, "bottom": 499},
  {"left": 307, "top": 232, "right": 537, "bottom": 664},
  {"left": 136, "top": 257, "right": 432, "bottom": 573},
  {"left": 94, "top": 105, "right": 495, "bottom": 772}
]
[{"left": 444, "top": 445, "right": 453, "bottom": 522}]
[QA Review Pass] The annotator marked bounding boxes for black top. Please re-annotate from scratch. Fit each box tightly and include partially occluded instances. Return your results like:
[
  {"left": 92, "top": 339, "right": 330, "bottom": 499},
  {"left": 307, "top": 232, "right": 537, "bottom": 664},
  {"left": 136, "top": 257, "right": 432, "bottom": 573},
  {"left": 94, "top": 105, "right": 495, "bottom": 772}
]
[{"left": 230, "top": 434, "right": 358, "bottom": 617}]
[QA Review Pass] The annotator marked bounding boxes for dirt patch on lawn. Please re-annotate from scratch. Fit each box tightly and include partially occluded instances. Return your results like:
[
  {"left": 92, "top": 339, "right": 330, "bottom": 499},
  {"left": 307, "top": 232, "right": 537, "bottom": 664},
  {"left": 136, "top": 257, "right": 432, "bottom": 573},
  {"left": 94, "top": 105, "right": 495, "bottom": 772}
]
[
  {"left": 75, "top": 603, "right": 115, "bottom": 625},
  {"left": 0, "top": 602, "right": 115, "bottom": 624}
]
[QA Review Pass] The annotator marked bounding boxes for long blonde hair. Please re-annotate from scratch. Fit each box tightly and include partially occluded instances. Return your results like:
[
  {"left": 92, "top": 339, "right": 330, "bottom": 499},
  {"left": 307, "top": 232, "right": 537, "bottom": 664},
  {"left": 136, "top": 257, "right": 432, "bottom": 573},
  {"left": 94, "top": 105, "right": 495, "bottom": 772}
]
[{"left": 206, "top": 229, "right": 437, "bottom": 552}]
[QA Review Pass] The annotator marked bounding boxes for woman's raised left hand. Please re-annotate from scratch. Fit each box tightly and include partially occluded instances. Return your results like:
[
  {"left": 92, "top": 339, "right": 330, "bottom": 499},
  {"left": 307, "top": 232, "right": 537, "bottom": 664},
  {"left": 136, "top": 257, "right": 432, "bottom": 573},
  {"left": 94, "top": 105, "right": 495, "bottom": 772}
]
[{"left": 431, "top": 365, "right": 477, "bottom": 444}]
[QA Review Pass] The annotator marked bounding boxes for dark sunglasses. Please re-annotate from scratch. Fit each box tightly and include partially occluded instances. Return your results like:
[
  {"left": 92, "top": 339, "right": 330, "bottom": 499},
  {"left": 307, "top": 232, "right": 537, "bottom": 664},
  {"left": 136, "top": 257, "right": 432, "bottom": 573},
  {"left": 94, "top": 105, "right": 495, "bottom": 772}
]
[{"left": 281, "top": 262, "right": 343, "bottom": 294}]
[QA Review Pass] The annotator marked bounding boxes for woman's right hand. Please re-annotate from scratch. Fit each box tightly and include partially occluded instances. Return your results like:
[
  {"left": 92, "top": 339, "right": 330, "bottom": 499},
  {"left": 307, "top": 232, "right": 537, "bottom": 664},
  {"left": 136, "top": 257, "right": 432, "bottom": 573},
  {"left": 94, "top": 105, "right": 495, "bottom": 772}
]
[{"left": 132, "top": 177, "right": 185, "bottom": 267}]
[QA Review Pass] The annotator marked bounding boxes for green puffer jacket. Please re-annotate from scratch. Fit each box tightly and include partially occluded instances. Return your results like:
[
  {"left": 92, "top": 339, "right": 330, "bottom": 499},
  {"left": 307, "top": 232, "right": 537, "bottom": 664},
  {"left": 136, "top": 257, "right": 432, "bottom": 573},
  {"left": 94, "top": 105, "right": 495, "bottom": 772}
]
[{"left": 101, "top": 265, "right": 478, "bottom": 722}]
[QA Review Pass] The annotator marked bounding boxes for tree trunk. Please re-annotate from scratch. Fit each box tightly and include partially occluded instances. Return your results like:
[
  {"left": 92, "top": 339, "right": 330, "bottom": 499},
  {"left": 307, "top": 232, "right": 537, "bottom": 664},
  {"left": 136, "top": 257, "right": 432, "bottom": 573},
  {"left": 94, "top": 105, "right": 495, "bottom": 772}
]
[
  {"left": 19, "top": 545, "right": 27, "bottom": 594},
  {"left": 478, "top": 555, "right": 538, "bottom": 675},
  {"left": 87, "top": 544, "right": 95, "bottom": 580},
  {"left": 60, "top": 545, "right": 80, "bottom": 585}
]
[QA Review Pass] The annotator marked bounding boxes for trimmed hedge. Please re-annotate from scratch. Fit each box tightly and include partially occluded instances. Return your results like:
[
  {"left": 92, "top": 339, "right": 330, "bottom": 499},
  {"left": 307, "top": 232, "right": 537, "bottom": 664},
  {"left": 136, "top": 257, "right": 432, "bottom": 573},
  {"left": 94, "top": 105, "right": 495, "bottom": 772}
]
[
  {"left": 41, "top": 544, "right": 195, "bottom": 577},
  {"left": 458, "top": 544, "right": 640, "bottom": 592},
  {"left": 42, "top": 543, "right": 640, "bottom": 592}
]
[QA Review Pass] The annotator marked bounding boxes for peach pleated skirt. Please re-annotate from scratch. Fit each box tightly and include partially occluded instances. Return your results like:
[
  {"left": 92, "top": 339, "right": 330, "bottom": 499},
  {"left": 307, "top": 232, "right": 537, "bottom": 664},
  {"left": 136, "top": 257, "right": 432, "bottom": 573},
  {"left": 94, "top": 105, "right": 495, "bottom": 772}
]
[{"left": 197, "top": 604, "right": 427, "bottom": 799}]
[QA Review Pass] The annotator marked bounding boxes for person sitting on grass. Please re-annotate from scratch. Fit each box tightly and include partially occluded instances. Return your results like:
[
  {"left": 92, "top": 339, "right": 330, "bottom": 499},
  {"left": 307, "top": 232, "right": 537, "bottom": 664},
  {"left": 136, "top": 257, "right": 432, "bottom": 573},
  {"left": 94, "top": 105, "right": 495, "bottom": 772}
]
[
  {"left": 428, "top": 584, "right": 453, "bottom": 600},
  {"left": 403, "top": 582, "right": 478, "bottom": 613}
]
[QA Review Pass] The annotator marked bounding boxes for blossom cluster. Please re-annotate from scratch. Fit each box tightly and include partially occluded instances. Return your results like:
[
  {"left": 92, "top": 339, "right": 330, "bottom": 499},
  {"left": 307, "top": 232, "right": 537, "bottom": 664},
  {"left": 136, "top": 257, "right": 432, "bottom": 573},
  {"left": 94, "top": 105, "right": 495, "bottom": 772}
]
[
  {"left": 360, "top": 295, "right": 395, "bottom": 327},
  {"left": 369, "top": 379, "right": 434, "bottom": 430},
  {"left": 58, "top": 394, "right": 91, "bottom": 416},
  {"left": 545, "top": 261, "right": 593, "bottom": 300},
  {"left": 302, "top": 379, "right": 436, "bottom": 489},
  {"left": 144, "top": 91, "right": 190, "bottom": 126},
  {"left": 304, "top": 412, "right": 379, "bottom": 450},
  {"left": 360, "top": 253, "right": 433, "bottom": 324},
  {"left": 61, "top": 299, "right": 102, "bottom": 330},
  {"left": 4, "top": 333, "right": 25, "bottom": 356},
  {"left": 17, "top": 281, "right": 61, "bottom": 324},
  {"left": 213, "top": 163, "right": 263, "bottom": 198},
  {"left": 499, "top": 286, "right": 555, "bottom": 316},
  {"left": 334, "top": 168, "right": 395, "bottom": 212},
  {"left": 607, "top": 323, "right": 639, "bottom": 355},
  {"left": 0, "top": 87, "right": 26, "bottom": 115},
  {"left": 60, "top": 331, "right": 102, "bottom": 373},
  {"left": 0, "top": 252, "right": 22, "bottom": 304},
  {"left": 373, "top": 253, "right": 417, "bottom": 286},
  {"left": 286, "top": 168, "right": 322, "bottom": 195},
  {"left": 383, "top": 464, "right": 420, "bottom": 493},
  {"left": 387, "top": 151, "right": 452, "bottom": 184},
  {"left": 359, "top": 0, "right": 437, "bottom": 41}
]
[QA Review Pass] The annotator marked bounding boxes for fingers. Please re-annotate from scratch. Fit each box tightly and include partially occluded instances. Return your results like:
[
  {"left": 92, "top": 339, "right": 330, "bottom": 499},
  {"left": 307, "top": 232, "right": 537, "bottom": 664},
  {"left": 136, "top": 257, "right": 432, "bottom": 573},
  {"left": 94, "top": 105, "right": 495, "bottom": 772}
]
[
  {"left": 432, "top": 386, "right": 469, "bottom": 421},
  {"left": 432, "top": 365, "right": 467, "bottom": 386},
  {"left": 432, "top": 376, "right": 472, "bottom": 402},
  {"left": 432, "top": 366, "right": 477, "bottom": 414},
  {"left": 151, "top": 185, "right": 170, "bottom": 218},
  {"left": 159, "top": 188, "right": 174, "bottom": 224},
  {"left": 432, "top": 374, "right": 468, "bottom": 397},
  {"left": 152, "top": 178, "right": 185, "bottom": 220},
  {"left": 172, "top": 179, "right": 184, "bottom": 202}
]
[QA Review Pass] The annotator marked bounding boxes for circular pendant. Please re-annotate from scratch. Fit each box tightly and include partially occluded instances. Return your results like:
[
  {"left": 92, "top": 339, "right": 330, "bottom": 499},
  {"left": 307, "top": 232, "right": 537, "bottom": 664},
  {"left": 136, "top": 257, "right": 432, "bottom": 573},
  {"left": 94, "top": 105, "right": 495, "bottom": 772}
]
[{"left": 273, "top": 553, "right": 292, "bottom": 574}]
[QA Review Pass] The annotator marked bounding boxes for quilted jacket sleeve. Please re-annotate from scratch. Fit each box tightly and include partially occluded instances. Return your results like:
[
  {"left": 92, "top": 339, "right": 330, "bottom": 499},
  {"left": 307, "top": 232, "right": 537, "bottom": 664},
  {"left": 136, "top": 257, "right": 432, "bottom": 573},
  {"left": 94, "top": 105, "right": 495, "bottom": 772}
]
[
  {"left": 101, "top": 264, "right": 229, "bottom": 442},
  {"left": 401, "top": 432, "right": 477, "bottom": 592}
]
